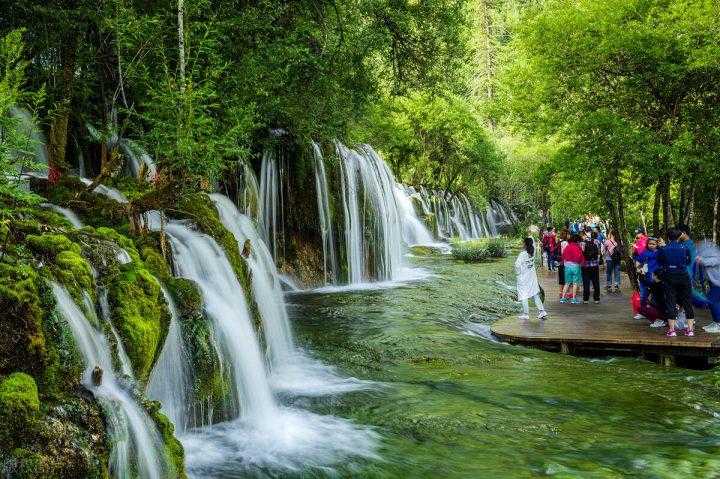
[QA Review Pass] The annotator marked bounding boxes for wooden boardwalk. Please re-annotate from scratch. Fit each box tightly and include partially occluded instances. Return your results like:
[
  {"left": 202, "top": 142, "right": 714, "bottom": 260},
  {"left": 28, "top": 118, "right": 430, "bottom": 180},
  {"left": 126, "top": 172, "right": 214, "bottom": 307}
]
[{"left": 491, "top": 269, "right": 720, "bottom": 367}]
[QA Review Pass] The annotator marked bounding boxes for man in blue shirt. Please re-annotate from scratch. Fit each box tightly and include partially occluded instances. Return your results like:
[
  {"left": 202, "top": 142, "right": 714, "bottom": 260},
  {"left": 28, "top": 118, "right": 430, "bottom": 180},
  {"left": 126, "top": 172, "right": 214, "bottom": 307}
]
[{"left": 657, "top": 228, "right": 695, "bottom": 337}]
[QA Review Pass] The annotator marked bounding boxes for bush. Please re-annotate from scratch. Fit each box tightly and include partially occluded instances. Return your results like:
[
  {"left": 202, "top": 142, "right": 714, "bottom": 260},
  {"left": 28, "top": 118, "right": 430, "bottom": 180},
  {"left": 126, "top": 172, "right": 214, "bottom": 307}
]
[{"left": 451, "top": 237, "right": 508, "bottom": 262}]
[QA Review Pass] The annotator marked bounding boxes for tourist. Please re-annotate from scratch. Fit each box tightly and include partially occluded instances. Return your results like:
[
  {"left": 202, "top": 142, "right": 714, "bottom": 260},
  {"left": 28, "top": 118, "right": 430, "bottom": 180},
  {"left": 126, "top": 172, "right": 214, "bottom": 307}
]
[
  {"left": 678, "top": 224, "right": 697, "bottom": 275},
  {"left": 560, "top": 234, "right": 584, "bottom": 304},
  {"left": 594, "top": 226, "right": 606, "bottom": 245},
  {"left": 635, "top": 237, "right": 667, "bottom": 327},
  {"left": 581, "top": 231, "right": 602, "bottom": 303},
  {"left": 657, "top": 228, "right": 695, "bottom": 337},
  {"left": 698, "top": 242, "right": 720, "bottom": 333},
  {"left": 602, "top": 230, "right": 621, "bottom": 292},
  {"left": 542, "top": 227, "right": 557, "bottom": 271},
  {"left": 632, "top": 229, "right": 648, "bottom": 257},
  {"left": 557, "top": 228, "right": 570, "bottom": 298},
  {"left": 515, "top": 237, "right": 548, "bottom": 320}
]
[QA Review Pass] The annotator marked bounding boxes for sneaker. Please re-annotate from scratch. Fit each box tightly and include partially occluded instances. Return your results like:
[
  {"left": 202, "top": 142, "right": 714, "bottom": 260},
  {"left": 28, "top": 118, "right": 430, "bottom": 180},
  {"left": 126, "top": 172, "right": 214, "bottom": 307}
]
[
  {"left": 518, "top": 314, "right": 530, "bottom": 320},
  {"left": 633, "top": 314, "right": 646, "bottom": 320},
  {"left": 685, "top": 329, "right": 695, "bottom": 337},
  {"left": 571, "top": 298, "right": 582, "bottom": 305},
  {"left": 594, "top": 300, "right": 600, "bottom": 304},
  {"left": 666, "top": 329, "right": 677, "bottom": 337},
  {"left": 538, "top": 311, "right": 548, "bottom": 320},
  {"left": 583, "top": 300, "right": 589, "bottom": 304},
  {"left": 703, "top": 323, "right": 720, "bottom": 333},
  {"left": 649, "top": 320, "right": 667, "bottom": 328},
  {"left": 559, "top": 298, "right": 568, "bottom": 304}
]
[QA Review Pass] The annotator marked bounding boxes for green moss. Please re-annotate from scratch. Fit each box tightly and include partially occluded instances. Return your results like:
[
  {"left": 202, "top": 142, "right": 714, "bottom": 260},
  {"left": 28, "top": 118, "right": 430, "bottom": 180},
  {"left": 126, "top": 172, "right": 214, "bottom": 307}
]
[
  {"left": 0, "top": 373, "right": 40, "bottom": 444},
  {"left": 166, "top": 278, "right": 227, "bottom": 412},
  {"left": 141, "top": 245, "right": 172, "bottom": 281},
  {"left": 108, "top": 267, "right": 169, "bottom": 383},
  {"left": 0, "top": 263, "right": 46, "bottom": 376},
  {"left": 55, "top": 250, "right": 94, "bottom": 294},
  {"left": 147, "top": 404, "right": 187, "bottom": 479},
  {"left": 409, "top": 245, "right": 445, "bottom": 256},
  {"left": 26, "top": 234, "right": 81, "bottom": 257}
]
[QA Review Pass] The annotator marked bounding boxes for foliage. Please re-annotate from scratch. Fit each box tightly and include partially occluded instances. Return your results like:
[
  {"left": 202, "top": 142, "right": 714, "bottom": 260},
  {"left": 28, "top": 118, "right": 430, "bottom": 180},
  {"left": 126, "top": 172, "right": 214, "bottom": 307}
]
[
  {"left": 495, "top": 0, "right": 720, "bottom": 240},
  {"left": 0, "top": 30, "right": 44, "bottom": 196},
  {"left": 451, "top": 237, "right": 507, "bottom": 262},
  {"left": 0, "top": 372, "right": 39, "bottom": 442}
]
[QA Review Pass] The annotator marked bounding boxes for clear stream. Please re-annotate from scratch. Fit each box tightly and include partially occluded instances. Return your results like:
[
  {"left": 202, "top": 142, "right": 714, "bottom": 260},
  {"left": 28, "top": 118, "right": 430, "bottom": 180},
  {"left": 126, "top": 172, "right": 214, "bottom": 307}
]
[{"left": 282, "top": 255, "right": 720, "bottom": 479}]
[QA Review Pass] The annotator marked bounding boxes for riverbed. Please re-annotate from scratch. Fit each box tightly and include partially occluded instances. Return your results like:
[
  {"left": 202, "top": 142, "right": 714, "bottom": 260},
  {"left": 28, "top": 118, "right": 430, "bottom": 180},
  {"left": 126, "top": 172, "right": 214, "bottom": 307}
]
[{"left": 286, "top": 255, "right": 720, "bottom": 478}]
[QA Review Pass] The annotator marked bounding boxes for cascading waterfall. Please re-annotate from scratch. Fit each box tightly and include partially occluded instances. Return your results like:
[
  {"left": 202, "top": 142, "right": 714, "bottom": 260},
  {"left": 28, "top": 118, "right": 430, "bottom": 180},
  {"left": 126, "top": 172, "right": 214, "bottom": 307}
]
[
  {"left": 238, "top": 160, "right": 260, "bottom": 220},
  {"left": 97, "top": 289, "right": 134, "bottom": 378},
  {"left": 336, "top": 143, "right": 404, "bottom": 283},
  {"left": 41, "top": 203, "right": 84, "bottom": 228},
  {"left": 395, "top": 186, "right": 435, "bottom": 246},
  {"left": 119, "top": 139, "right": 158, "bottom": 181},
  {"left": 163, "top": 221, "right": 277, "bottom": 422},
  {"left": 311, "top": 142, "right": 339, "bottom": 283},
  {"left": 259, "top": 148, "right": 284, "bottom": 260},
  {"left": 79, "top": 177, "right": 130, "bottom": 204},
  {"left": 211, "top": 193, "right": 294, "bottom": 366},
  {"left": 51, "top": 282, "right": 170, "bottom": 479},
  {"left": 147, "top": 285, "right": 194, "bottom": 434}
]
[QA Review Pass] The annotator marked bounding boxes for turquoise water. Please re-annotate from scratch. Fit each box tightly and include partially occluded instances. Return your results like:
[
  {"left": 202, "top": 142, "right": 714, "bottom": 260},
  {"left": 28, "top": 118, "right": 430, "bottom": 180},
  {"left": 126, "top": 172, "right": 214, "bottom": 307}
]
[{"left": 286, "top": 256, "right": 720, "bottom": 478}]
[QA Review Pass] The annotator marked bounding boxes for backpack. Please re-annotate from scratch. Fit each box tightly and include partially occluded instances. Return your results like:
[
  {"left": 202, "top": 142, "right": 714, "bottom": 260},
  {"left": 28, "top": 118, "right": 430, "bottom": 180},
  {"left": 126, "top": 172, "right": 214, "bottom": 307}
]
[
  {"left": 611, "top": 242, "right": 624, "bottom": 262},
  {"left": 583, "top": 239, "right": 599, "bottom": 261}
]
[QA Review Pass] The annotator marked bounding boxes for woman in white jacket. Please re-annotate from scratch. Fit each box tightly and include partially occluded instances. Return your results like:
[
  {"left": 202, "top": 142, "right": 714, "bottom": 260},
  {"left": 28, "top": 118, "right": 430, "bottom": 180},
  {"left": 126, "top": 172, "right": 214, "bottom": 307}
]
[{"left": 516, "top": 237, "right": 548, "bottom": 320}]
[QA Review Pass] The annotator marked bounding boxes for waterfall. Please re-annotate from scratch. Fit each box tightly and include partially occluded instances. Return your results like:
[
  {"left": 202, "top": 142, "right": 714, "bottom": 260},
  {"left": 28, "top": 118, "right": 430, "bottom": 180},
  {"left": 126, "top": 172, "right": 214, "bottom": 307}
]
[
  {"left": 97, "top": 289, "right": 134, "bottom": 378},
  {"left": 394, "top": 186, "right": 435, "bottom": 246},
  {"left": 80, "top": 178, "right": 129, "bottom": 204},
  {"left": 211, "top": 193, "right": 294, "bottom": 366},
  {"left": 163, "top": 221, "right": 277, "bottom": 422},
  {"left": 311, "top": 142, "right": 339, "bottom": 283},
  {"left": 336, "top": 143, "right": 405, "bottom": 283},
  {"left": 239, "top": 161, "right": 260, "bottom": 221},
  {"left": 119, "top": 139, "right": 158, "bottom": 181},
  {"left": 8, "top": 107, "right": 48, "bottom": 175},
  {"left": 51, "top": 282, "right": 169, "bottom": 479},
  {"left": 41, "top": 203, "right": 84, "bottom": 228},
  {"left": 147, "top": 285, "right": 194, "bottom": 434},
  {"left": 259, "top": 149, "right": 284, "bottom": 260}
]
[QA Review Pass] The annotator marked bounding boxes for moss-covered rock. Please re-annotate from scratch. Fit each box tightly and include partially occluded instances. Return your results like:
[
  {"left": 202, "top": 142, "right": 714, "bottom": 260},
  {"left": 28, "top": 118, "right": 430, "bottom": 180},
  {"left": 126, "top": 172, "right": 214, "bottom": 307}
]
[
  {"left": 0, "top": 263, "right": 46, "bottom": 376},
  {"left": 146, "top": 402, "right": 187, "bottom": 479},
  {"left": 409, "top": 245, "right": 445, "bottom": 256},
  {"left": 108, "top": 267, "right": 169, "bottom": 383},
  {"left": 0, "top": 373, "right": 40, "bottom": 442}
]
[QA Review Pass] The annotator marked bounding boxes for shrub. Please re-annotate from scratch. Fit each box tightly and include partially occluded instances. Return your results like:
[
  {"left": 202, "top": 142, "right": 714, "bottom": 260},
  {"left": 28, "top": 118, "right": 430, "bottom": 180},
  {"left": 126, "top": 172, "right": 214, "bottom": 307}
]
[{"left": 451, "top": 237, "right": 508, "bottom": 262}]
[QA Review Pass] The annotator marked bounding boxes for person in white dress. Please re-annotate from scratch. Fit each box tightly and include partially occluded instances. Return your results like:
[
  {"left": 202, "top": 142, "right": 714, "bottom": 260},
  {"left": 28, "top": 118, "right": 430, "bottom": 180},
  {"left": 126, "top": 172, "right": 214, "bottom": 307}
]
[{"left": 516, "top": 236, "right": 548, "bottom": 320}]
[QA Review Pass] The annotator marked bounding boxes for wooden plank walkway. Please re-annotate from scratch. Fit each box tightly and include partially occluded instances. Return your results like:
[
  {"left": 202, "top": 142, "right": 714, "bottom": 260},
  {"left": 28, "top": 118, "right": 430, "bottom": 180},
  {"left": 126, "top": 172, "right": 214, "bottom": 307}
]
[{"left": 491, "top": 269, "right": 720, "bottom": 367}]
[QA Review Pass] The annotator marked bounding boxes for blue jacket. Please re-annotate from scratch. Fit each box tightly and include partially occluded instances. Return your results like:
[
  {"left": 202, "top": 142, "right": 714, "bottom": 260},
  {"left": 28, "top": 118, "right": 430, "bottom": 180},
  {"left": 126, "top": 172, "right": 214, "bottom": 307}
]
[
  {"left": 637, "top": 249, "right": 660, "bottom": 277},
  {"left": 657, "top": 241, "right": 691, "bottom": 274},
  {"left": 683, "top": 239, "right": 697, "bottom": 276}
]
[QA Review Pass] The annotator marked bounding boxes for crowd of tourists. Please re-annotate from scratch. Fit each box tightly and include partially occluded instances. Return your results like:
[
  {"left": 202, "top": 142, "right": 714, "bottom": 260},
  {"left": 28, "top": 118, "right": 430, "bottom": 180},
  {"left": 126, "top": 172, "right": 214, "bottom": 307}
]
[{"left": 515, "top": 218, "right": 720, "bottom": 338}]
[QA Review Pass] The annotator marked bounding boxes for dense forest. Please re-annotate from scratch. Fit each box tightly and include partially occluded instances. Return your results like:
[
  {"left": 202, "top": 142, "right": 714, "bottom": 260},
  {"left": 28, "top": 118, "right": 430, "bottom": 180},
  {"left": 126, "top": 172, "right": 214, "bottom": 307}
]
[{"left": 0, "top": 0, "right": 719, "bottom": 477}]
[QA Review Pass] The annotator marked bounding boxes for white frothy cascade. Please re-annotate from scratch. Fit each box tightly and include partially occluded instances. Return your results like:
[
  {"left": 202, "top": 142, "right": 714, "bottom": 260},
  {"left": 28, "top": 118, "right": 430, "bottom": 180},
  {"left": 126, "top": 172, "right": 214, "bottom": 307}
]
[
  {"left": 51, "top": 283, "right": 170, "bottom": 479},
  {"left": 147, "top": 285, "right": 194, "bottom": 434},
  {"left": 211, "top": 193, "right": 294, "bottom": 366},
  {"left": 163, "top": 221, "right": 277, "bottom": 422},
  {"left": 41, "top": 203, "right": 84, "bottom": 228},
  {"left": 311, "top": 142, "right": 339, "bottom": 284},
  {"left": 336, "top": 142, "right": 404, "bottom": 283},
  {"left": 259, "top": 149, "right": 284, "bottom": 260}
]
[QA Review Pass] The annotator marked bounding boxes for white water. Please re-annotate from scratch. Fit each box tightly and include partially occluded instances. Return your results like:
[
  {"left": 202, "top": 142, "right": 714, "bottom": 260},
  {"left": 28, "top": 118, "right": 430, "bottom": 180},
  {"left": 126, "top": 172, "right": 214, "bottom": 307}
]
[
  {"left": 147, "top": 285, "right": 194, "bottom": 434},
  {"left": 395, "top": 186, "right": 435, "bottom": 246},
  {"left": 8, "top": 107, "right": 48, "bottom": 175},
  {"left": 211, "top": 193, "right": 294, "bottom": 366},
  {"left": 51, "top": 283, "right": 169, "bottom": 479},
  {"left": 163, "top": 221, "right": 276, "bottom": 421},
  {"left": 259, "top": 149, "right": 283, "bottom": 260},
  {"left": 311, "top": 142, "right": 339, "bottom": 284},
  {"left": 336, "top": 143, "right": 407, "bottom": 283},
  {"left": 41, "top": 203, "right": 84, "bottom": 228},
  {"left": 96, "top": 289, "right": 134, "bottom": 378},
  {"left": 80, "top": 177, "right": 129, "bottom": 204},
  {"left": 239, "top": 160, "right": 260, "bottom": 220},
  {"left": 119, "top": 139, "right": 157, "bottom": 181}
]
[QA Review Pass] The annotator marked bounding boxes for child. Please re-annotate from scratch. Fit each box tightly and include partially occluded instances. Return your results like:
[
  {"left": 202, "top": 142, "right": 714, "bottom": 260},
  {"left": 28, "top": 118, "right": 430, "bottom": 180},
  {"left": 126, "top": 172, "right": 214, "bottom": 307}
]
[
  {"left": 560, "top": 234, "right": 584, "bottom": 304},
  {"left": 515, "top": 237, "right": 548, "bottom": 320}
]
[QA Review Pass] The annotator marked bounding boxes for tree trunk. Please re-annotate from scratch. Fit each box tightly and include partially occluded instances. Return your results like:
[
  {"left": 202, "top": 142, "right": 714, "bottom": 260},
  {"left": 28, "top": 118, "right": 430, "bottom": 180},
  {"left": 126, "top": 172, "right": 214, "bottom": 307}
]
[
  {"left": 652, "top": 183, "right": 661, "bottom": 236},
  {"left": 660, "top": 175, "right": 673, "bottom": 232},
  {"left": 603, "top": 161, "right": 638, "bottom": 290},
  {"left": 48, "top": 37, "right": 78, "bottom": 175}
]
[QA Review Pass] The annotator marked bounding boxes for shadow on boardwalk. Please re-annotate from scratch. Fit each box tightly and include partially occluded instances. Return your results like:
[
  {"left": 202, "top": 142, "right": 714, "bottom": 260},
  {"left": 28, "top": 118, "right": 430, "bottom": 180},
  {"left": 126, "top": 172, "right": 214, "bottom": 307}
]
[{"left": 491, "top": 269, "right": 718, "bottom": 368}]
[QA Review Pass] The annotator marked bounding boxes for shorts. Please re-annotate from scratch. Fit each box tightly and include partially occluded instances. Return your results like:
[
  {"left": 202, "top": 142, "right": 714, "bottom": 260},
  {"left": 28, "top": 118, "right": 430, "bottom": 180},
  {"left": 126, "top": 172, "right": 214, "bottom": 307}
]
[{"left": 564, "top": 264, "right": 582, "bottom": 284}]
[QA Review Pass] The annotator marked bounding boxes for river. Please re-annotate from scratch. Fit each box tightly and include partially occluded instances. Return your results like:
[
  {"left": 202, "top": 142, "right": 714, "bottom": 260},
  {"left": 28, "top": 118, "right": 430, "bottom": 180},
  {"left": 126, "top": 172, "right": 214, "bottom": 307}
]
[{"left": 286, "top": 255, "right": 720, "bottom": 478}]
